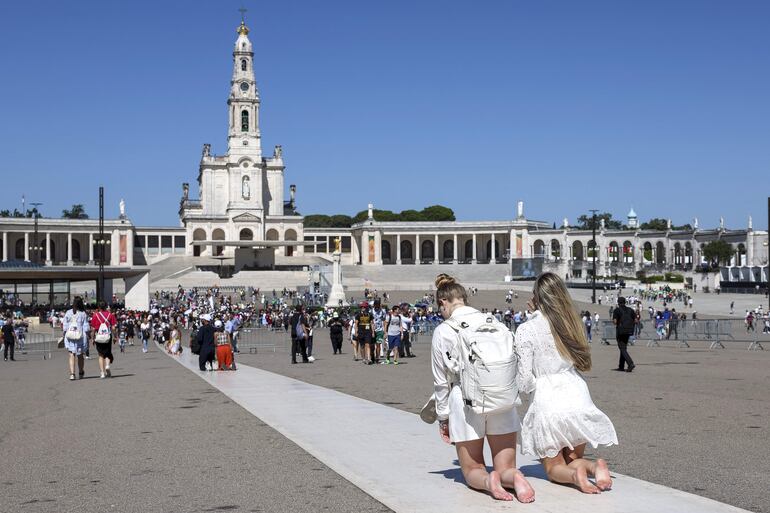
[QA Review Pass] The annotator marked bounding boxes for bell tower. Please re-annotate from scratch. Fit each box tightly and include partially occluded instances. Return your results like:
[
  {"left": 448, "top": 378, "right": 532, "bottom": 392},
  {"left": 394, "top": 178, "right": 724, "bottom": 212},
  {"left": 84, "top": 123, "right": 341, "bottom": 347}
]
[{"left": 227, "top": 17, "right": 261, "bottom": 157}]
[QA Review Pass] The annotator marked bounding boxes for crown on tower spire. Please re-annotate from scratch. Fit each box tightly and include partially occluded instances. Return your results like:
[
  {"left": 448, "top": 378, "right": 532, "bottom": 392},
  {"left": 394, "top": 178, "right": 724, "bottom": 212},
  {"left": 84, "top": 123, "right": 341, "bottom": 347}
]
[{"left": 237, "top": 20, "right": 249, "bottom": 36}]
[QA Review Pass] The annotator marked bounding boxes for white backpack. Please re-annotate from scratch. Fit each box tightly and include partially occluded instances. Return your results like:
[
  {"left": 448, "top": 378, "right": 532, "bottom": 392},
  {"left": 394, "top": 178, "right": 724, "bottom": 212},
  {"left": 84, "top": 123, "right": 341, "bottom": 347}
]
[
  {"left": 94, "top": 312, "right": 112, "bottom": 343},
  {"left": 445, "top": 312, "right": 518, "bottom": 415}
]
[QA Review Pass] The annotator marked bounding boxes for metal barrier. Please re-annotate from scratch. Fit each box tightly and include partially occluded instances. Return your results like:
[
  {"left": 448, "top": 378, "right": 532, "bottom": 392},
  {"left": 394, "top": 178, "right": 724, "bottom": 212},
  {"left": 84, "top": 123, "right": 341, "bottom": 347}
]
[
  {"left": 237, "top": 327, "right": 291, "bottom": 354},
  {"left": 12, "top": 331, "right": 57, "bottom": 360},
  {"left": 600, "top": 319, "right": 765, "bottom": 351}
]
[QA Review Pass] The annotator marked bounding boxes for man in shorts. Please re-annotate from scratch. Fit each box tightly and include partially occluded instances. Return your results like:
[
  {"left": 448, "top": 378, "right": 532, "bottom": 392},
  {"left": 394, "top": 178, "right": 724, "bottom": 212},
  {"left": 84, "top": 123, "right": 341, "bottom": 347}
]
[
  {"left": 372, "top": 300, "right": 387, "bottom": 362},
  {"left": 90, "top": 301, "right": 117, "bottom": 378},
  {"left": 355, "top": 303, "right": 374, "bottom": 365}
]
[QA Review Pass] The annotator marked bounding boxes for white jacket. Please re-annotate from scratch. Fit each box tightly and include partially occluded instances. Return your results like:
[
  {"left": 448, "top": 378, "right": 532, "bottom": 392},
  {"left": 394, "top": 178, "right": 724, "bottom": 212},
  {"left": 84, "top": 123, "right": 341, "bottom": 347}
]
[{"left": 430, "top": 305, "right": 484, "bottom": 421}]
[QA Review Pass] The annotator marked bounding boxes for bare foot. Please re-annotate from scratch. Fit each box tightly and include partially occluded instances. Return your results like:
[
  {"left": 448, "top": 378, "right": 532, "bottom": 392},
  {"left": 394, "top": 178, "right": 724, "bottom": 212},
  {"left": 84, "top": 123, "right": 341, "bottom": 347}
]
[
  {"left": 512, "top": 469, "right": 536, "bottom": 503},
  {"left": 594, "top": 459, "right": 612, "bottom": 491},
  {"left": 573, "top": 466, "right": 601, "bottom": 494},
  {"left": 487, "top": 471, "right": 514, "bottom": 501}
]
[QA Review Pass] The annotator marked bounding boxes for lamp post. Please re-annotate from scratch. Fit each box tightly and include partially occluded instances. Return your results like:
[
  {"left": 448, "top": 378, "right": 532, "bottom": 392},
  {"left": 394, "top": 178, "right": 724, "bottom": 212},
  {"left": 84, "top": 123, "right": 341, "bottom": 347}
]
[
  {"left": 93, "top": 187, "right": 110, "bottom": 303},
  {"left": 589, "top": 209, "right": 598, "bottom": 304},
  {"left": 29, "top": 202, "right": 43, "bottom": 264}
]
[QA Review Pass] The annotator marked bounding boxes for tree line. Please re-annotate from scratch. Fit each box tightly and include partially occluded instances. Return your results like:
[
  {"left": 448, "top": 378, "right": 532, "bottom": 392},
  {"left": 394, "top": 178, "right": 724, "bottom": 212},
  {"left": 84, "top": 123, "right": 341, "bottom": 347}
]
[{"left": 304, "top": 205, "right": 455, "bottom": 228}]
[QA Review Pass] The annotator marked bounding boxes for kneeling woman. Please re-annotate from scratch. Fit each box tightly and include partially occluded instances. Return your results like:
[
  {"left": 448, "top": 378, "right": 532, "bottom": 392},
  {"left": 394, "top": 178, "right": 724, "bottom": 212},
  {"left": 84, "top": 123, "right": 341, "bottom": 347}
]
[
  {"left": 431, "top": 274, "right": 535, "bottom": 503},
  {"left": 515, "top": 272, "right": 617, "bottom": 493}
]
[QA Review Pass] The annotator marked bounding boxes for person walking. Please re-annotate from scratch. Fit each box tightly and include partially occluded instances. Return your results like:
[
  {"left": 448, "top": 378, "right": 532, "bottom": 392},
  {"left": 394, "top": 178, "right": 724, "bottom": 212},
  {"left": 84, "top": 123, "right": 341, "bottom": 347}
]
[
  {"left": 62, "top": 296, "right": 89, "bottom": 379},
  {"left": 328, "top": 311, "right": 345, "bottom": 355},
  {"left": 214, "top": 319, "right": 234, "bottom": 370},
  {"left": 196, "top": 314, "right": 216, "bottom": 371},
  {"left": 515, "top": 272, "right": 616, "bottom": 494},
  {"left": 290, "top": 305, "right": 309, "bottom": 364},
  {"left": 90, "top": 301, "right": 117, "bottom": 379},
  {"left": 384, "top": 305, "right": 403, "bottom": 365},
  {"left": 355, "top": 303, "right": 374, "bottom": 365},
  {"left": 139, "top": 315, "right": 151, "bottom": 353},
  {"left": 612, "top": 297, "right": 636, "bottom": 372},
  {"left": 2, "top": 313, "right": 17, "bottom": 362},
  {"left": 430, "top": 274, "right": 535, "bottom": 503}
]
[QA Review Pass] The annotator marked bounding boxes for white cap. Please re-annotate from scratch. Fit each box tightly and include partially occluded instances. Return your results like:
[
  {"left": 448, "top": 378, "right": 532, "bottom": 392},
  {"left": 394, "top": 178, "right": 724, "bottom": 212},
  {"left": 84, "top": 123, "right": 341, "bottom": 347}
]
[
  {"left": 214, "top": 320, "right": 223, "bottom": 328},
  {"left": 201, "top": 314, "right": 212, "bottom": 322}
]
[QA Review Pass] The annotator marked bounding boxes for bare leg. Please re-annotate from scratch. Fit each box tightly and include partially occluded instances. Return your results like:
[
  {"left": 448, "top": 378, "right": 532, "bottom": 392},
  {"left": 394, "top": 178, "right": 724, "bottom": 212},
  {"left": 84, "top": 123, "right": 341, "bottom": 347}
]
[
  {"left": 456, "top": 439, "right": 513, "bottom": 501},
  {"left": 69, "top": 353, "right": 76, "bottom": 375},
  {"left": 563, "top": 445, "right": 612, "bottom": 491},
  {"left": 98, "top": 355, "right": 106, "bottom": 374},
  {"left": 542, "top": 450, "right": 600, "bottom": 494},
  {"left": 487, "top": 432, "right": 535, "bottom": 503}
]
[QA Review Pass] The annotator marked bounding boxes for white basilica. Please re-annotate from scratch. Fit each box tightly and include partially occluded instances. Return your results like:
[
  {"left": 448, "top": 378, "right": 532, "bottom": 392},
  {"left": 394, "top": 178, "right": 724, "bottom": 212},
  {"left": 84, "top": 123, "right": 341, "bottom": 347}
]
[{"left": 179, "top": 20, "right": 303, "bottom": 262}]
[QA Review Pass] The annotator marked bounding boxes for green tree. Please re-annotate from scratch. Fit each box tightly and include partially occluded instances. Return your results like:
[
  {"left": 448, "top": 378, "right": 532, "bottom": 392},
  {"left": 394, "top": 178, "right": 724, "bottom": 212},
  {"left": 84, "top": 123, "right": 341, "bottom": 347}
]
[
  {"left": 576, "top": 212, "right": 622, "bottom": 230},
  {"left": 702, "top": 240, "right": 733, "bottom": 266},
  {"left": 640, "top": 218, "right": 669, "bottom": 231},
  {"left": 62, "top": 204, "right": 89, "bottom": 219},
  {"left": 420, "top": 205, "right": 455, "bottom": 221}
]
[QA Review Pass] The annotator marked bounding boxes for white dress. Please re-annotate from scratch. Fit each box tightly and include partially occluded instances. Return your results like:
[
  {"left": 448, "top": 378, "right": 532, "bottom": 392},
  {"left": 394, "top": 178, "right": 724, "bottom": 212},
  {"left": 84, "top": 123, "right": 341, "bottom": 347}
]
[{"left": 515, "top": 310, "right": 618, "bottom": 459}]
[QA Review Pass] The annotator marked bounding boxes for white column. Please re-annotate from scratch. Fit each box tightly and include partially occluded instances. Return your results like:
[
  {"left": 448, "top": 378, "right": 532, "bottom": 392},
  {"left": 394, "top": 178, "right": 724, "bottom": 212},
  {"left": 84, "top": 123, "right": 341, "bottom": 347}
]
[
  {"left": 471, "top": 234, "right": 477, "bottom": 264},
  {"left": 415, "top": 234, "right": 421, "bottom": 265},
  {"left": 396, "top": 234, "right": 401, "bottom": 264},
  {"left": 2, "top": 232, "right": 7, "bottom": 261},
  {"left": 452, "top": 233, "right": 458, "bottom": 263},
  {"left": 509, "top": 230, "right": 515, "bottom": 263},
  {"left": 24, "top": 232, "right": 29, "bottom": 261},
  {"left": 491, "top": 234, "right": 496, "bottom": 264},
  {"left": 67, "top": 232, "right": 73, "bottom": 265},
  {"left": 88, "top": 233, "right": 94, "bottom": 264},
  {"left": 45, "top": 232, "right": 51, "bottom": 264},
  {"left": 434, "top": 234, "right": 439, "bottom": 264}
]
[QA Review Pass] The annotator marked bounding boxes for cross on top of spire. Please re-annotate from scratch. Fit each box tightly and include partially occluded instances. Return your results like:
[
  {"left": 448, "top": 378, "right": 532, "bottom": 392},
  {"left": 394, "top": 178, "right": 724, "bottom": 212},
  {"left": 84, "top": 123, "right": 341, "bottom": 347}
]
[{"left": 237, "top": 6, "right": 249, "bottom": 35}]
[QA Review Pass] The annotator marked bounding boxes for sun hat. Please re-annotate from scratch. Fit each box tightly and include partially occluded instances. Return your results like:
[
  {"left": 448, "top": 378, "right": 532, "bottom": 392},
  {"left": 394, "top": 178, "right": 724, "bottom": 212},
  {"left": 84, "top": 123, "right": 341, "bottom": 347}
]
[{"left": 214, "top": 320, "right": 223, "bottom": 328}]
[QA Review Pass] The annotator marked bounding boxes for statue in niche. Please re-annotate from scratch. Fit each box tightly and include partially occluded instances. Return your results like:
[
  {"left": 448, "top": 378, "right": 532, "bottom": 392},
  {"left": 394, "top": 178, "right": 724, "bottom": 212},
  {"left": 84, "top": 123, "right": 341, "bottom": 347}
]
[
  {"left": 274, "top": 144, "right": 282, "bottom": 158},
  {"left": 202, "top": 143, "right": 211, "bottom": 158},
  {"left": 242, "top": 175, "right": 251, "bottom": 200}
]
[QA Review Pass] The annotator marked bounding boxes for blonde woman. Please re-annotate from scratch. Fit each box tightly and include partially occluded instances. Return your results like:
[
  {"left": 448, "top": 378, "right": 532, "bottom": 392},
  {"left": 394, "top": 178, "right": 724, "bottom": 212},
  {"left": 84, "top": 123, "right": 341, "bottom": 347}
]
[
  {"left": 515, "top": 272, "right": 617, "bottom": 493},
  {"left": 431, "top": 274, "right": 535, "bottom": 503}
]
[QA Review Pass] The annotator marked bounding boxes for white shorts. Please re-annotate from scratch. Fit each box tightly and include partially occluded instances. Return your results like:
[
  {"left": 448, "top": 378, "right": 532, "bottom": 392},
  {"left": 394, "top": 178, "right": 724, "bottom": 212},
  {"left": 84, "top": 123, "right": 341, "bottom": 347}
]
[{"left": 448, "top": 386, "right": 521, "bottom": 443}]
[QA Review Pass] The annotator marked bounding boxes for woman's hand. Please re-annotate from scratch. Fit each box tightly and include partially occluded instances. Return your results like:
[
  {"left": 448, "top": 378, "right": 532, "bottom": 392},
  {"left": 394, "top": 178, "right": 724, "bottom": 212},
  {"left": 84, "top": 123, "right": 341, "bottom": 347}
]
[{"left": 439, "top": 420, "right": 450, "bottom": 444}]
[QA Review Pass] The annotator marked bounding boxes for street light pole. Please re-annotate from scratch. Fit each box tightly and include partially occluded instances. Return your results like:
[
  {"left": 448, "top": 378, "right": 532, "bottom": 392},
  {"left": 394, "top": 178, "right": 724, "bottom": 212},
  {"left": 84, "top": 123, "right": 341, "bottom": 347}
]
[
  {"left": 590, "top": 209, "right": 598, "bottom": 304},
  {"left": 29, "top": 202, "right": 43, "bottom": 264},
  {"left": 95, "top": 187, "right": 110, "bottom": 303}
]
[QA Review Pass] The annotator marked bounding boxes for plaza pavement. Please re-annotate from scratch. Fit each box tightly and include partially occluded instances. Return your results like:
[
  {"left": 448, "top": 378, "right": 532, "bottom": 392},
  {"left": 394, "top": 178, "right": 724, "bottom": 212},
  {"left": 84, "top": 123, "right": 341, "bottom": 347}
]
[{"left": 0, "top": 345, "right": 388, "bottom": 513}]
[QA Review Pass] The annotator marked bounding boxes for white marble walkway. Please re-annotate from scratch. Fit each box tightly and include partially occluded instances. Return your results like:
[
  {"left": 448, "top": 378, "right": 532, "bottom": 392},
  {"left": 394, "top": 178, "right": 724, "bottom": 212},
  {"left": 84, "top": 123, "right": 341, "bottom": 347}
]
[{"left": 171, "top": 350, "right": 749, "bottom": 513}]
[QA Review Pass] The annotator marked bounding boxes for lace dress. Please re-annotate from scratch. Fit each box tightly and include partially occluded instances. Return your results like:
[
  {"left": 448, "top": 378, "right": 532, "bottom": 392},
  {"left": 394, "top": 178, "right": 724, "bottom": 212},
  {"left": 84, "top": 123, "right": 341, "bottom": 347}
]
[{"left": 515, "top": 311, "right": 618, "bottom": 459}]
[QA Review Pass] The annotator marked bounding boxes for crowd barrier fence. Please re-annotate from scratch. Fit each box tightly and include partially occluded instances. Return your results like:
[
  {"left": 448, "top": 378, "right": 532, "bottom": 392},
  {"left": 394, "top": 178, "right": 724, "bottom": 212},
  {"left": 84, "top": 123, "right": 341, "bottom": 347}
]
[{"left": 599, "top": 319, "right": 764, "bottom": 351}]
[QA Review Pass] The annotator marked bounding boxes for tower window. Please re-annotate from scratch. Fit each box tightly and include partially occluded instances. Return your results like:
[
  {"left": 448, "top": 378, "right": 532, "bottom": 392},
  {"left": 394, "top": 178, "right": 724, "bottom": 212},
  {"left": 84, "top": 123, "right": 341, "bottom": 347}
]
[
  {"left": 241, "top": 59, "right": 247, "bottom": 71},
  {"left": 241, "top": 110, "right": 249, "bottom": 132}
]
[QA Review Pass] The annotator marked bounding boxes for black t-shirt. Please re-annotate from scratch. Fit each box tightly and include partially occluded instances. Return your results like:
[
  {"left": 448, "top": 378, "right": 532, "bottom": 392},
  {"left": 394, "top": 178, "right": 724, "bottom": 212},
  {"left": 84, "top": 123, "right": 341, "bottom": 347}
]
[
  {"left": 613, "top": 306, "right": 635, "bottom": 335},
  {"left": 1, "top": 323, "right": 15, "bottom": 343},
  {"left": 355, "top": 312, "right": 372, "bottom": 335},
  {"left": 329, "top": 318, "right": 344, "bottom": 336}
]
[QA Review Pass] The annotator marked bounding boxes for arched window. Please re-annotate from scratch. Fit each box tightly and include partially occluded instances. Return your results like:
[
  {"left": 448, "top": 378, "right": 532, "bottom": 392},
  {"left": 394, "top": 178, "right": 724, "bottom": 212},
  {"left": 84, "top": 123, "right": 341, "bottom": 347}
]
[
  {"left": 241, "top": 59, "right": 247, "bottom": 71},
  {"left": 400, "top": 240, "right": 413, "bottom": 261},
  {"left": 241, "top": 110, "right": 249, "bottom": 132},
  {"left": 381, "top": 240, "right": 391, "bottom": 262}
]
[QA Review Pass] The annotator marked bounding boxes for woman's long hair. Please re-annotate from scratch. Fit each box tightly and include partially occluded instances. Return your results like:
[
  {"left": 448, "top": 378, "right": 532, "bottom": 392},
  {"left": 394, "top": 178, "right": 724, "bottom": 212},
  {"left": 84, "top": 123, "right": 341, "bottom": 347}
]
[
  {"left": 533, "top": 272, "right": 591, "bottom": 372},
  {"left": 72, "top": 296, "right": 85, "bottom": 313}
]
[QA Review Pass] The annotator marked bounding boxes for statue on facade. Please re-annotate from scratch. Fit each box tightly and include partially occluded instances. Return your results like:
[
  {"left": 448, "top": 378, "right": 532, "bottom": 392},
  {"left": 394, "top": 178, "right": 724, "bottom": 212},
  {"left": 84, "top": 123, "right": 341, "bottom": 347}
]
[
  {"left": 119, "top": 199, "right": 126, "bottom": 218},
  {"left": 274, "top": 144, "right": 283, "bottom": 159},
  {"left": 202, "top": 143, "right": 211, "bottom": 158},
  {"left": 516, "top": 200, "right": 524, "bottom": 219},
  {"left": 334, "top": 237, "right": 341, "bottom": 253},
  {"left": 562, "top": 217, "right": 568, "bottom": 228},
  {"left": 182, "top": 183, "right": 189, "bottom": 200},
  {"left": 667, "top": 218, "right": 672, "bottom": 230},
  {"left": 748, "top": 215, "right": 753, "bottom": 230},
  {"left": 719, "top": 216, "right": 724, "bottom": 230},
  {"left": 242, "top": 175, "right": 251, "bottom": 200},
  {"left": 693, "top": 217, "right": 699, "bottom": 230},
  {"left": 368, "top": 203, "right": 374, "bottom": 220},
  {"left": 600, "top": 218, "right": 605, "bottom": 230}
]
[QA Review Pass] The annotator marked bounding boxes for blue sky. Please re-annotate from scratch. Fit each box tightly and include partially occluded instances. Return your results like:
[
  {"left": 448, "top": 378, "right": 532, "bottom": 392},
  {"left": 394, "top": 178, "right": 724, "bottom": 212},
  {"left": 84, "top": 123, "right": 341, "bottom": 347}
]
[{"left": 1, "top": 0, "right": 768, "bottom": 229}]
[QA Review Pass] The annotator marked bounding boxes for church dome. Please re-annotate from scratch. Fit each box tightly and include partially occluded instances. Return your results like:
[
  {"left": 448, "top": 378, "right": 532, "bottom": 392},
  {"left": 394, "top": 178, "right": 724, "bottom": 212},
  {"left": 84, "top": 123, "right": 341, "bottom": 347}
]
[{"left": 627, "top": 207, "right": 637, "bottom": 218}]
